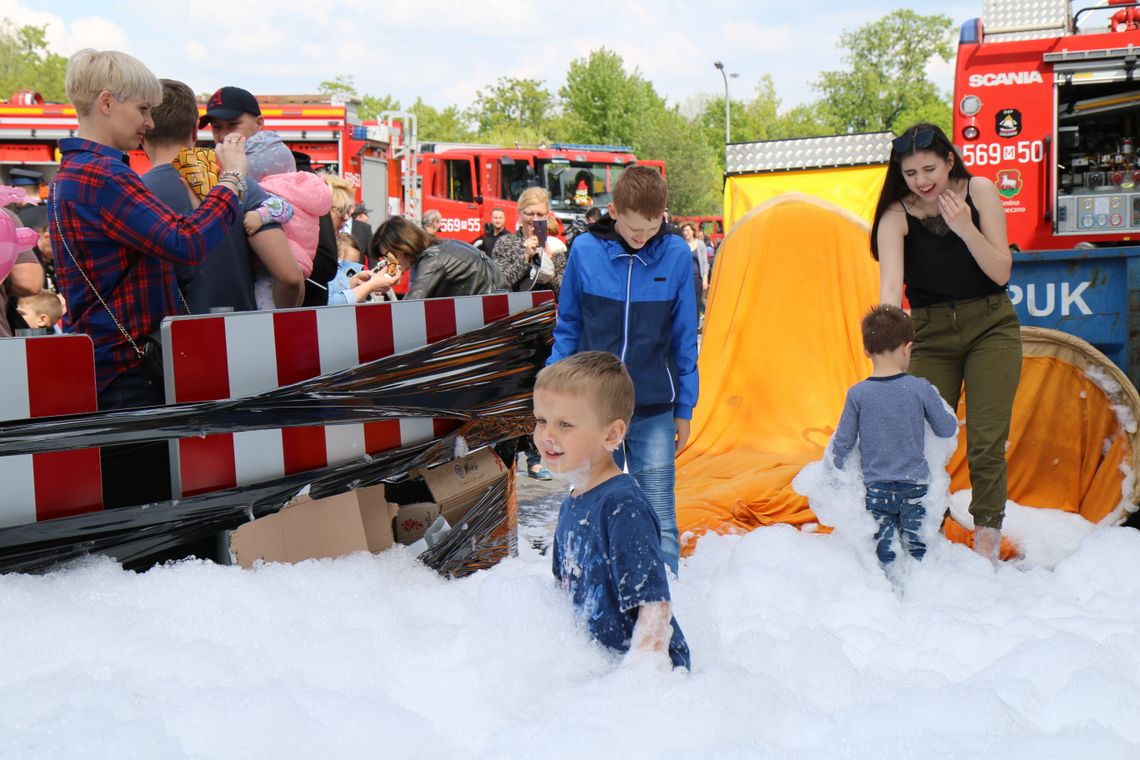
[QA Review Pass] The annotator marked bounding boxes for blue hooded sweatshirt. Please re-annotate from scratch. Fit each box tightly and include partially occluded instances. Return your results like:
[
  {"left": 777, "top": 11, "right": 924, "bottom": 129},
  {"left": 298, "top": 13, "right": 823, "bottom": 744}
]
[{"left": 548, "top": 217, "right": 699, "bottom": 419}]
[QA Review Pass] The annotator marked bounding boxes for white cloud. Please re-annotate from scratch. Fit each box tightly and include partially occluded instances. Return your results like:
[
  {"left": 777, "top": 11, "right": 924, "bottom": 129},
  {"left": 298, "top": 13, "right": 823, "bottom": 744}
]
[
  {"left": 184, "top": 41, "right": 209, "bottom": 64},
  {"left": 68, "top": 16, "right": 130, "bottom": 52},
  {"left": 0, "top": 1, "right": 130, "bottom": 55}
]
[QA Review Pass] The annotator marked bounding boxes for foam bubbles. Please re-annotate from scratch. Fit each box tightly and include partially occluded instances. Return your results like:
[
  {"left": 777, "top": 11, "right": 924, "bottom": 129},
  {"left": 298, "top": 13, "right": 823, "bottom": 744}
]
[{"left": 1, "top": 509, "right": 1138, "bottom": 757}]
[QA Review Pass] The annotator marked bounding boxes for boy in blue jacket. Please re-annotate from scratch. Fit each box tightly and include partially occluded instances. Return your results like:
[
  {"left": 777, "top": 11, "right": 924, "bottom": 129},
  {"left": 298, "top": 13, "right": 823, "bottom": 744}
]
[{"left": 549, "top": 166, "right": 699, "bottom": 575}]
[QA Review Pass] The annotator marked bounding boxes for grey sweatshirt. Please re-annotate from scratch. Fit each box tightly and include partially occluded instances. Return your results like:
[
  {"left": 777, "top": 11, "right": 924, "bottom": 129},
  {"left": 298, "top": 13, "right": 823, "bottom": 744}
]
[{"left": 831, "top": 373, "right": 959, "bottom": 484}]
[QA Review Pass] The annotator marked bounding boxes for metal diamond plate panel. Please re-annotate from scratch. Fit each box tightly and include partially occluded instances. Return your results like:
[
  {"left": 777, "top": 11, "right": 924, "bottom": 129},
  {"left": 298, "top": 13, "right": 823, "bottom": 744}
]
[
  {"left": 725, "top": 133, "right": 894, "bottom": 175},
  {"left": 982, "top": 0, "right": 1069, "bottom": 41}
]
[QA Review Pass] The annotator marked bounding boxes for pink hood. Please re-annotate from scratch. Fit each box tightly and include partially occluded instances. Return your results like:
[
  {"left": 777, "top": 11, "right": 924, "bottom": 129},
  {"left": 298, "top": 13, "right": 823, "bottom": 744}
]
[{"left": 258, "top": 172, "right": 334, "bottom": 277}]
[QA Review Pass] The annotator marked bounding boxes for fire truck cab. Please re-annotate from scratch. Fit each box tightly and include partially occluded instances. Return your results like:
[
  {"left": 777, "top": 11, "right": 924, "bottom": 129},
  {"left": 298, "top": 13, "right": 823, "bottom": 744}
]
[
  {"left": 954, "top": 0, "right": 1140, "bottom": 250},
  {"left": 416, "top": 142, "right": 664, "bottom": 242}
]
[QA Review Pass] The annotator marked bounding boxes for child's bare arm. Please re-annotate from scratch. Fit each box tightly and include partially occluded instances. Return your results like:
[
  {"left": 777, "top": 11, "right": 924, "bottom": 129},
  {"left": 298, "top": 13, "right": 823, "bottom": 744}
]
[
  {"left": 243, "top": 210, "right": 264, "bottom": 236},
  {"left": 628, "top": 601, "right": 671, "bottom": 657}
]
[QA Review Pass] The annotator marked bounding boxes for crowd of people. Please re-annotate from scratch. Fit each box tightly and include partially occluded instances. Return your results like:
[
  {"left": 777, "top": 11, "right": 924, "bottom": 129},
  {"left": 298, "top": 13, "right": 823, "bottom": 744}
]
[{"left": 0, "top": 48, "right": 1020, "bottom": 670}]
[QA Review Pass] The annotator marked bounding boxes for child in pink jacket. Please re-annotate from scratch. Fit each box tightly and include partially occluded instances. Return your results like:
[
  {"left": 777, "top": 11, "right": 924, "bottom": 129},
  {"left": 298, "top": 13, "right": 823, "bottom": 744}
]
[{"left": 243, "top": 131, "right": 332, "bottom": 309}]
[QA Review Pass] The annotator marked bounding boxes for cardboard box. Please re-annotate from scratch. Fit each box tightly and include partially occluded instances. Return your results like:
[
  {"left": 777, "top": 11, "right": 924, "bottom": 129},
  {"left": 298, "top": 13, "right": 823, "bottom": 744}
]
[
  {"left": 393, "top": 502, "right": 441, "bottom": 544},
  {"left": 411, "top": 447, "right": 508, "bottom": 526},
  {"left": 229, "top": 484, "right": 398, "bottom": 568}
]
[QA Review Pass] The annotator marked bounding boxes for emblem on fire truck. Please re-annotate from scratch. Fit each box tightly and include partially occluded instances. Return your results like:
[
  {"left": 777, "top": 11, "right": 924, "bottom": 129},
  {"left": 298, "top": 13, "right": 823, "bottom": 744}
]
[
  {"left": 996, "top": 108, "right": 1022, "bottom": 138},
  {"left": 996, "top": 169, "right": 1023, "bottom": 199}
]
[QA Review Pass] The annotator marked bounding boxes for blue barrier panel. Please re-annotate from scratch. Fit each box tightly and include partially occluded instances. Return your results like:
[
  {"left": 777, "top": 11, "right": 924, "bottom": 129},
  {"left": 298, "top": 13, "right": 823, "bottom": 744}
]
[{"left": 1009, "top": 247, "right": 1140, "bottom": 388}]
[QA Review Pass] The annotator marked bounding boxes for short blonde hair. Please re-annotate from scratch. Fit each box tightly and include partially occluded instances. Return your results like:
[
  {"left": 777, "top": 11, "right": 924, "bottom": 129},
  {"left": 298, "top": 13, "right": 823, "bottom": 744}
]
[
  {"left": 18, "top": 292, "right": 64, "bottom": 325},
  {"left": 517, "top": 187, "right": 550, "bottom": 214},
  {"left": 324, "top": 175, "right": 354, "bottom": 218},
  {"left": 65, "top": 49, "right": 162, "bottom": 118},
  {"left": 535, "top": 351, "right": 634, "bottom": 425}
]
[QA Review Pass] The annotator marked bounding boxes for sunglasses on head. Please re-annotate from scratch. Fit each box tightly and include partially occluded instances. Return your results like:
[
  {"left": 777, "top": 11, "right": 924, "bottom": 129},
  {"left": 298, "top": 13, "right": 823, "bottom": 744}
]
[{"left": 892, "top": 129, "right": 936, "bottom": 154}]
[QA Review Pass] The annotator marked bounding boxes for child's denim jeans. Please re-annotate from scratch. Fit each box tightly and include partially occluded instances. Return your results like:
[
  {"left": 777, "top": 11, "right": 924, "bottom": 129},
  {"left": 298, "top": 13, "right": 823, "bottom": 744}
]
[{"left": 865, "top": 481, "right": 928, "bottom": 565}]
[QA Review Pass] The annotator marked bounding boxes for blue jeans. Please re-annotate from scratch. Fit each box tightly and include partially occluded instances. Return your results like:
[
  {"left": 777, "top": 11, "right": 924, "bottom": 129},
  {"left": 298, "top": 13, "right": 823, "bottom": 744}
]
[
  {"left": 865, "top": 481, "right": 928, "bottom": 566},
  {"left": 613, "top": 409, "right": 679, "bottom": 574}
]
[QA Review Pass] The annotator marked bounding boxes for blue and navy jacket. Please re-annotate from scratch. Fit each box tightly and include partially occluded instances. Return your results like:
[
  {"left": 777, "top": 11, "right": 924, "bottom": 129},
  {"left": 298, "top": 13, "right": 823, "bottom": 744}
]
[{"left": 549, "top": 217, "right": 699, "bottom": 419}]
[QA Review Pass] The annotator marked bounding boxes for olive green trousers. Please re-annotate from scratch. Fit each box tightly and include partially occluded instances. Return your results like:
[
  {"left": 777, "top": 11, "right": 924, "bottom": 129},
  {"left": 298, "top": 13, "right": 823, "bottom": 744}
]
[{"left": 909, "top": 293, "right": 1022, "bottom": 529}]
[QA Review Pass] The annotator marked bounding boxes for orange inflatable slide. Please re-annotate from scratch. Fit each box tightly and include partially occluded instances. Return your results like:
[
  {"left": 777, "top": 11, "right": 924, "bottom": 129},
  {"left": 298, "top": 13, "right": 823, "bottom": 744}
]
[{"left": 676, "top": 193, "right": 1140, "bottom": 553}]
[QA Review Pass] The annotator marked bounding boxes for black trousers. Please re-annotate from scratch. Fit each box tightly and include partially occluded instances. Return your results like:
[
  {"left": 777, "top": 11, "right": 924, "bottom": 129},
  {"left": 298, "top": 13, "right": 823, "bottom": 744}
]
[{"left": 97, "top": 364, "right": 172, "bottom": 509}]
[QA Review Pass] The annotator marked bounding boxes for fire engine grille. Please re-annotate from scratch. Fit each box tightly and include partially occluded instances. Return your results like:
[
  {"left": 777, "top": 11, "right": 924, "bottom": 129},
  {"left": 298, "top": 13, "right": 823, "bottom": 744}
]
[
  {"left": 982, "top": 0, "right": 1069, "bottom": 41},
  {"left": 725, "top": 132, "right": 894, "bottom": 175}
]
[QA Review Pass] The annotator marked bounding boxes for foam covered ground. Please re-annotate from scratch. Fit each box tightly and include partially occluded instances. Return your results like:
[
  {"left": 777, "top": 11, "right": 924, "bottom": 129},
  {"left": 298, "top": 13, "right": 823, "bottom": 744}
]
[{"left": 2, "top": 511, "right": 1139, "bottom": 759}]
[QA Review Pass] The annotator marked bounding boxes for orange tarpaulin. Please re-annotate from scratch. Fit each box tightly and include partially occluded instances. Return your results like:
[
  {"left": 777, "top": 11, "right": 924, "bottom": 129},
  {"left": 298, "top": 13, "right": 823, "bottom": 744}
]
[{"left": 676, "top": 194, "right": 1138, "bottom": 551}]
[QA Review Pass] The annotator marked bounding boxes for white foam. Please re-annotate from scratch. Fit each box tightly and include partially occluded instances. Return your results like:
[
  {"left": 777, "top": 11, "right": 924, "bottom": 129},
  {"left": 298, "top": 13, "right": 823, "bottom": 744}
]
[{"left": 1, "top": 513, "right": 1138, "bottom": 757}]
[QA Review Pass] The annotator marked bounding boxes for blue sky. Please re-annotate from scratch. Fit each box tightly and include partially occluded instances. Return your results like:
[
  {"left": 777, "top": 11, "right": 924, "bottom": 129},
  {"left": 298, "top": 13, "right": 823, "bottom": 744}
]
[{"left": 3, "top": 0, "right": 980, "bottom": 114}]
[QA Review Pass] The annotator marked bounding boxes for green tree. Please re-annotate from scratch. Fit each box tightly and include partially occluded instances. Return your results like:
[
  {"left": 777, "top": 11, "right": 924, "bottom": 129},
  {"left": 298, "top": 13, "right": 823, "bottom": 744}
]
[
  {"left": 360, "top": 93, "right": 402, "bottom": 121},
  {"left": 697, "top": 76, "right": 831, "bottom": 176},
  {"left": 317, "top": 74, "right": 400, "bottom": 121},
  {"left": 0, "top": 20, "right": 67, "bottom": 103},
  {"left": 407, "top": 97, "right": 475, "bottom": 143},
  {"left": 317, "top": 74, "right": 357, "bottom": 100},
  {"left": 559, "top": 47, "right": 723, "bottom": 214},
  {"left": 560, "top": 48, "right": 660, "bottom": 146},
  {"left": 468, "top": 76, "right": 554, "bottom": 138},
  {"left": 813, "top": 10, "right": 953, "bottom": 134},
  {"left": 635, "top": 105, "right": 722, "bottom": 215}
]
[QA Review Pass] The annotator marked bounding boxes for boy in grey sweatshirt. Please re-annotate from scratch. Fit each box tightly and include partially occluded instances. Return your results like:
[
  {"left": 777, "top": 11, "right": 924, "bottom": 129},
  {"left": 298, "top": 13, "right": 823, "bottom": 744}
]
[{"left": 831, "top": 305, "right": 958, "bottom": 567}]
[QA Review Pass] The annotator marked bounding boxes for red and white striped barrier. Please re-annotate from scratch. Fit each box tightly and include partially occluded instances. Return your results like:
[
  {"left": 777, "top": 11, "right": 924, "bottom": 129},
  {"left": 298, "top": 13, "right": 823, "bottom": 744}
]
[
  {"left": 0, "top": 335, "right": 102, "bottom": 527},
  {"left": 165, "top": 292, "right": 553, "bottom": 497}
]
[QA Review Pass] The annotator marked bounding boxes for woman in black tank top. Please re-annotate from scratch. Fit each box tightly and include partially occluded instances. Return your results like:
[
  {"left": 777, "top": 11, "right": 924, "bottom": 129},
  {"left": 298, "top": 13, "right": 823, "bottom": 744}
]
[{"left": 869, "top": 124, "right": 1022, "bottom": 564}]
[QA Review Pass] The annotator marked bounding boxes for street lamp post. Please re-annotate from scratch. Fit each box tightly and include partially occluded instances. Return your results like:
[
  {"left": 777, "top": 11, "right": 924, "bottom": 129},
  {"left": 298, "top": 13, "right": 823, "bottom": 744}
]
[{"left": 713, "top": 61, "right": 739, "bottom": 145}]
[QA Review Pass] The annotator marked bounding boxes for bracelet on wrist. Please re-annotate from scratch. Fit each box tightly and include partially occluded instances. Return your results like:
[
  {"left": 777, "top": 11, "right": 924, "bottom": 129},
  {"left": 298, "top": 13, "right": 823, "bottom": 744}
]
[{"left": 218, "top": 170, "right": 247, "bottom": 196}]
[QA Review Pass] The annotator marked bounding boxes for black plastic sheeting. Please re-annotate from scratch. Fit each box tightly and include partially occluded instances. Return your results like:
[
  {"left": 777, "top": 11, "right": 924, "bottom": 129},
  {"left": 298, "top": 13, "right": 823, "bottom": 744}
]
[
  {"left": 0, "top": 302, "right": 554, "bottom": 455},
  {"left": 418, "top": 465, "right": 516, "bottom": 580},
  {"left": 0, "top": 302, "right": 554, "bottom": 574}
]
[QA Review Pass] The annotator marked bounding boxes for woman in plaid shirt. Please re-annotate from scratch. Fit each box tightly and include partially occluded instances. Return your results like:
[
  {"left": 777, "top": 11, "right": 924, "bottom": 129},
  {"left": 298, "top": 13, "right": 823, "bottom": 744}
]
[{"left": 49, "top": 49, "right": 249, "bottom": 508}]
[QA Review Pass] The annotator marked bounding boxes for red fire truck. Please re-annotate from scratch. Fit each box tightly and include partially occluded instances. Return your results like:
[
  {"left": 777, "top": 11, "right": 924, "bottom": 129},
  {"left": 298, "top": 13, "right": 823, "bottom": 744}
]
[
  {"left": 953, "top": 0, "right": 1140, "bottom": 384},
  {"left": 414, "top": 142, "right": 664, "bottom": 242},
  {"left": 0, "top": 93, "right": 663, "bottom": 243},
  {"left": 954, "top": 0, "right": 1140, "bottom": 250}
]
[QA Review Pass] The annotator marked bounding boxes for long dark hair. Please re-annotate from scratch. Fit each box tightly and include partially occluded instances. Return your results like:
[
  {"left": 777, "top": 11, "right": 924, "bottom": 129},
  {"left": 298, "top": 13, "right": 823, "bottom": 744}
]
[
  {"left": 869, "top": 123, "right": 972, "bottom": 260},
  {"left": 370, "top": 216, "right": 439, "bottom": 265}
]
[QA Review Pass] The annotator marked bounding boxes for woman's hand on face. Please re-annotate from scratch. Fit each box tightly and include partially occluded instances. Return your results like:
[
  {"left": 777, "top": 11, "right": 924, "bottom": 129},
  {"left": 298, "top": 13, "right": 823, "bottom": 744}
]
[
  {"left": 938, "top": 190, "right": 974, "bottom": 237},
  {"left": 215, "top": 135, "right": 249, "bottom": 176}
]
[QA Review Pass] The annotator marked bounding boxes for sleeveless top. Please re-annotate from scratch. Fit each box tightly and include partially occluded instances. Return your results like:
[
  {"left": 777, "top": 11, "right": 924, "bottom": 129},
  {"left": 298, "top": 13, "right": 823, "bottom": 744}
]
[{"left": 902, "top": 182, "right": 1005, "bottom": 307}]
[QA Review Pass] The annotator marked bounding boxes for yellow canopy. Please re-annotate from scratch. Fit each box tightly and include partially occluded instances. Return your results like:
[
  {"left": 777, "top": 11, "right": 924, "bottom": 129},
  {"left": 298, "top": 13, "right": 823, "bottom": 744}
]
[{"left": 724, "top": 165, "right": 887, "bottom": 230}]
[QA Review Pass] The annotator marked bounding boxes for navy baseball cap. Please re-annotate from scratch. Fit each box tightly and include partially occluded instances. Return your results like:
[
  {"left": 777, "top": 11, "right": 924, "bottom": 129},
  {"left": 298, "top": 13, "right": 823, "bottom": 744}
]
[
  {"left": 199, "top": 86, "right": 261, "bottom": 128},
  {"left": 9, "top": 168, "right": 43, "bottom": 186}
]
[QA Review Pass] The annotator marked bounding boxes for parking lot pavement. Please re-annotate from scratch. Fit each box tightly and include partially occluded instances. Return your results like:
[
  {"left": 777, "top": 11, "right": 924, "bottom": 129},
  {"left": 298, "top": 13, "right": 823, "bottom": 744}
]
[{"left": 511, "top": 454, "right": 567, "bottom": 553}]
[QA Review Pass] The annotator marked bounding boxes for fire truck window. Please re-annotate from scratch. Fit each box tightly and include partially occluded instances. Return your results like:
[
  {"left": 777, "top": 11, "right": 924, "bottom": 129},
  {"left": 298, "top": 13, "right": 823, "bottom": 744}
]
[
  {"left": 445, "top": 160, "right": 474, "bottom": 203},
  {"left": 500, "top": 162, "right": 530, "bottom": 201},
  {"left": 539, "top": 162, "right": 626, "bottom": 210}
]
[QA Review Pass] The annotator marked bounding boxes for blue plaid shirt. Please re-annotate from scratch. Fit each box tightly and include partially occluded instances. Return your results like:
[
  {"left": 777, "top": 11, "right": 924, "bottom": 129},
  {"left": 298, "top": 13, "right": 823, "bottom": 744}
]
[{"left": 49, "top": 138, "right": 238, "bottom": 392}]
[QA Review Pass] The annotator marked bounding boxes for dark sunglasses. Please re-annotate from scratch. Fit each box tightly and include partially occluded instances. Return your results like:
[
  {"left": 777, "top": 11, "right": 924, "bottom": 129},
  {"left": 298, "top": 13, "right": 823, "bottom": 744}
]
[{"left": 892, "top": 129, "right": 936, "bottom": 154}]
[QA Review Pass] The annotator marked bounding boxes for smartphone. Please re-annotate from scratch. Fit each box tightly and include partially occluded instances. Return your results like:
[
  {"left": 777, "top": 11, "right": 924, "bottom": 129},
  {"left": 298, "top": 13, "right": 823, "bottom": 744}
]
[{"left": 532, "top": 218, "right": 548, "bottom": 250}]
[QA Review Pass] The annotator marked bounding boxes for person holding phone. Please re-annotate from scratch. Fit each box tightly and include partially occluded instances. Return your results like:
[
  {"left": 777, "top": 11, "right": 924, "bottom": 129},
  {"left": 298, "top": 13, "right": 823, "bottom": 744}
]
[
  {"left": 370, "top": 216, "right": 499, "bottom": 301},
  {"left": 491, "top": 187, "right": 567, "bottom": 297}
]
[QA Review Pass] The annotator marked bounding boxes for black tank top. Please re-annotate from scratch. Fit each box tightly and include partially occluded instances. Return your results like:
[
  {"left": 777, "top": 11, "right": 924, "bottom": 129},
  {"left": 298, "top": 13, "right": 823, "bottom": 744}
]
[{"left": 902, "top": 183, "right": 1005, "bottom": 307}]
